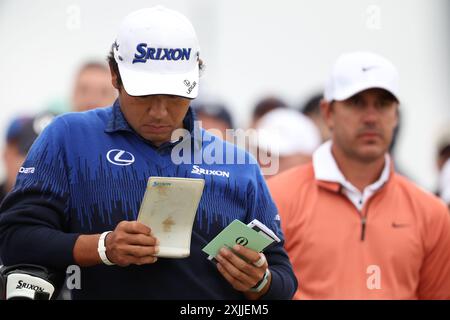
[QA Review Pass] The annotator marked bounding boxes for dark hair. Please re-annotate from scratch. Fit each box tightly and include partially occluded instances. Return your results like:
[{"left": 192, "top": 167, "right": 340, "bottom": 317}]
[
  {"left": 301, "top": 93, "right": 323, "bottom": 116},
  {"left": 439, "top": 145, "right": 450, "bottom": 159},
  {"left": 252, "top": 96, "right": 287, "bottom": 122},
  {"left": 107, "top": 45, "right": 123, "bottom": 88},
  {"left": 192, "top": 102, "right": 234, "bottom": 129}
]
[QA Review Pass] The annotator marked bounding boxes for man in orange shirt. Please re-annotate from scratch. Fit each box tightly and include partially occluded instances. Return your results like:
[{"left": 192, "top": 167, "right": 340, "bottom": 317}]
[{"left": 268, "top": 51, "right": 450, "bottom": 299}]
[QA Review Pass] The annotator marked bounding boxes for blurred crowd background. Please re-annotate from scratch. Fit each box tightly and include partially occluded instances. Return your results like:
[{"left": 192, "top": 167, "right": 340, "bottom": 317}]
[{"left": 0, "top": 0, "right": 449, "bottom": 203}]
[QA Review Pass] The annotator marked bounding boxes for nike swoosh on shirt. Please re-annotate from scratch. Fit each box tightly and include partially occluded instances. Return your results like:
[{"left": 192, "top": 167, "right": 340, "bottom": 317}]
[{"left": 392, "top": 222, "right": 410, "bottom": 228}]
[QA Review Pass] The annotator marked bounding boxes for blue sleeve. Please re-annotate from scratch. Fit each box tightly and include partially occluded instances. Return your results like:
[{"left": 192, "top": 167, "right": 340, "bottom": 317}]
[
  {"left": 0, "top": 116, "right": 79, "bottom": 269},
  {"left": 246, "top": 161, "right": 298, "bottom": 300}
]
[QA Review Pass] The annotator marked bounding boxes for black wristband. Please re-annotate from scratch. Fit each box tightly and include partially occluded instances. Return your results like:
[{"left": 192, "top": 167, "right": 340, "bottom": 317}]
[{"left": 251, "top": 268, "right": 269, "bottom": 290}]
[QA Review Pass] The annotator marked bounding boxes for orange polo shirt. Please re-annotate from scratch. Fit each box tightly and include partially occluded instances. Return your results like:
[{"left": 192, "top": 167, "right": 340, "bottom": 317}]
[{"left": 268, "top": 154, "right": 450, "bottom": 299}]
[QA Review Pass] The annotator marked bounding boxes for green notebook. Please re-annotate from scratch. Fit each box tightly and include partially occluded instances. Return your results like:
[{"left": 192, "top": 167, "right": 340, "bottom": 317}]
[{"left": 202, "top": 219, "right": 275, "bottom": 260}]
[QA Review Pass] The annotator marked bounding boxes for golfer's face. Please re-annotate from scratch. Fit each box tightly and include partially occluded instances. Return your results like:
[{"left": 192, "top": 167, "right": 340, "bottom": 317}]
[
  {"left": 329, "top": 88, "right": 399, "bottom": 162},
  {"left": 119, "top": 91, "right": 191, "bottom": 146}
]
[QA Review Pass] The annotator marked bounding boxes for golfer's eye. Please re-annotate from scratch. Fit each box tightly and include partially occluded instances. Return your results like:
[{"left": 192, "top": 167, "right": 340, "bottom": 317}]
[
  {"left": 348, "top": 96, "right": 362, "bottom": 107},
  {"left": 376, "top": 99, "right": 394, "bottom": 110}
]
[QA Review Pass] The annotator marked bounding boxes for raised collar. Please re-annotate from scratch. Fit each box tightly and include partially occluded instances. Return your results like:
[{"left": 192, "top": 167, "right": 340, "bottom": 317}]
[{"left": 104, "top": 99, "right": 134, "bottom": 134}]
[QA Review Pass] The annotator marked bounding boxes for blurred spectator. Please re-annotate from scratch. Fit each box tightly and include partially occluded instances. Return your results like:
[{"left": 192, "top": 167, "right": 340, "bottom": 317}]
[
  {"left": 0, "top": 113, "right": 55, "bottom": 203},
  {"left": 301, "top": 93, "right": 331, "bottom": 142},
  {"left": 255, "top": 108, "right": 321, "bottom": 176},
  {"left": 250, "top": 96, "right": 287, "bottom": 128},
  {"left": 191, "top": 101, "right": 234, "bottom": 140},
  {"left": 439, "top": 159, "right": 450, "bottom": 208},
  {"left": 436, "top": 126, "right": 450, "bottom": 172},
  {"left": 71, "top": 61, "right": 117, "bottom": 112},
  {"left": 435, "top": 126, "right": 450, "bottom": 202},
  {"left": 387, "top": 108, "right": 410, "bottom": 177}
]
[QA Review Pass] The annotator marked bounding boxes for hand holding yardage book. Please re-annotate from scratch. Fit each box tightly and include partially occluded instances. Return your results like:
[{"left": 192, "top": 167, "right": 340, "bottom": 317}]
[
  {"left": 202, "top": 219, "right": 281, "bottom": 261},
  {"left": 137, "top": 177, "right": 205, "bottom": 259}
]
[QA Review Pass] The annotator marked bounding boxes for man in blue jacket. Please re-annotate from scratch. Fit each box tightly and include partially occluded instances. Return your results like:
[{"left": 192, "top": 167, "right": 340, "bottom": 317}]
[{"left": 0, "top": 6, "right": 296, "bottom": 299}]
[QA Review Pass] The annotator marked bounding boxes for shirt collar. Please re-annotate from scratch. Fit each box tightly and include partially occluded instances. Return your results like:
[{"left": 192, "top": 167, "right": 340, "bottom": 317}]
[
  {"left": 104, "top": 98, "right": 197, "bottom": 150},
  {"left": 105, "top": 99, "right": 133, "bottom": 134},
  {"left": 312, "top": 140, "right": 391, "bottom": 193}
]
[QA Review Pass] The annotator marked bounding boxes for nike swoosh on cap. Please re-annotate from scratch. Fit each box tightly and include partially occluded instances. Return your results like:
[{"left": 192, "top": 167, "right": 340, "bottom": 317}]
[{"left": 362, "top": 65, "right": 378, "bottom": 72}]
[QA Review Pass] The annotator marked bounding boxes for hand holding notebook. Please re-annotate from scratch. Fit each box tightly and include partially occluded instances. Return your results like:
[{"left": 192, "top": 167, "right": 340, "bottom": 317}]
[{"left": 137, "top": 176, "right": 205, "bottom": 258}]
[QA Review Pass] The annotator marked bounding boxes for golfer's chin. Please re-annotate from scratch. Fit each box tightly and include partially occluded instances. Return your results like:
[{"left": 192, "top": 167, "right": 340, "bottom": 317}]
[
  {"left": 139, "top": 131, "right": 172, "bottom": 146},
  {"left": 138, "top": 125, "right": 174, "bottom": 144},
  {"left": 354, "top": 142, "right": 387, "bottom": 162}
]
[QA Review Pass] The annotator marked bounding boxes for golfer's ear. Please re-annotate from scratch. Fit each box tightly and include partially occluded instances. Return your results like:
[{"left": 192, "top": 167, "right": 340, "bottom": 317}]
[
  {"left": 109, "top": 64, "right": 120, "bottom": 90},
  {"left": 320, "top": 99, "right": 334, "bottom": 131}
]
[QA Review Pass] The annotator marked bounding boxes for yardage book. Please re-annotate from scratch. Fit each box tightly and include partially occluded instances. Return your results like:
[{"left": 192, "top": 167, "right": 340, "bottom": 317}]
[
  {"left": 202, "top": 219, "right": 281, "bottom": 261},
  {"left": 137, "top": 177, "right": 205, "bottom": 258}
]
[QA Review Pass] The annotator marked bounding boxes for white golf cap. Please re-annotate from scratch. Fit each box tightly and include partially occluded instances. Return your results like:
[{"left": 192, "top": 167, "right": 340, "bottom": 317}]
[
  {"left": 439, "top": 159, "right": 450, "bottom": 205},
  {"left": 324, "top": 51, "right": 399, "bottom": 102},
  {"left": 113, "top": 6, "right": 200, "bottom": 98},
  {"left": 256, "top": 108, "right": 321, "bottom": 156}
]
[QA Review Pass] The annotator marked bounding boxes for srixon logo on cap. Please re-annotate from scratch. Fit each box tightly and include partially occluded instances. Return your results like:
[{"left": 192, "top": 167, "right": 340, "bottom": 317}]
[{"left": 132, "top": 43, "right": 192, "bottom": 64}]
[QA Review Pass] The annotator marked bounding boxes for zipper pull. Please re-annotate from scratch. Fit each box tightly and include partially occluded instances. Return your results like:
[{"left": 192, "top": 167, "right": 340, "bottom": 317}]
[{"left": 361, "top": 216, "right": 367, "bottom": 241}]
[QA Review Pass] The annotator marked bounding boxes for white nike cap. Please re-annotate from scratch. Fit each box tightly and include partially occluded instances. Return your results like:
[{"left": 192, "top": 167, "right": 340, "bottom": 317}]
[
  {"left": 256, "top": 108, "right": 321, "bottom": 156},
  {"left": 113, "top": 6, "right": 200, "bottom": 98},
  {"left": 324, "top": 51, "right": 399, "bottom": 102}
]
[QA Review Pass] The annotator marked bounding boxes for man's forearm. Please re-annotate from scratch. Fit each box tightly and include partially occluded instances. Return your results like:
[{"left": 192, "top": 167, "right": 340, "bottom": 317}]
[
  {"left": 0, "top": 226, "right": 80, "bottom": 269},
  {"left": 73, "top": 234, "right": 102, "bottom": 267}
]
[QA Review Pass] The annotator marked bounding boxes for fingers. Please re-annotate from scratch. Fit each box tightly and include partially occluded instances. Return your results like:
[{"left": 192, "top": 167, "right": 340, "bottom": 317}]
[
  {"left": 216, "top": 263, "right": 248, "bottom": 292},
  {"left": 252, "top": 253, "right": 266, "bottom": 268},
  {"left": 116, "top": 254, "right": 158, "bottom": 267},
  {"left": 232, "top": 245, "right": 266, "bottom": 267},
  {"left": 123, "top": 244, "right": 160, "bottom": 258},
  {"left": 216, "top": 252, "right": 258, "bottom": 288},
  {"left": 218, "top": 247, "right": 253, "bottom": 276},
  {"left": 106, "top": 220, "right": 160, "bottom": 267},
  {"left": 118, "top": 221, "right": 152, "bottom": 235},
  {"left": 109, "top": 241, "right": 159, "bottom": 266},
  {"left": 127, "top": 233, "right": 159, "bottom": 247},
  {"left": 216, "top": 246, "right": 267, "bottom": 291},
  {"left": 219, "top": 246, "right": 267, "bottom": 276},
  {"left": 113, "top": 222, "right": 158, "bottom": 246},
  {"left": 135, "top": 255, "right": 158, "bottom": 265}
]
